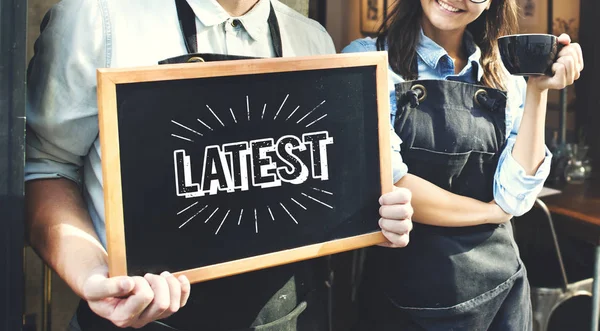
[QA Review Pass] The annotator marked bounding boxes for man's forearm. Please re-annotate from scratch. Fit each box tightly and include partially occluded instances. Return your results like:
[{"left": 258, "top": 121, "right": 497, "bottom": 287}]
[
  {"left": 25, "top": 178, "right": 109, "bottom": 298},
  {"left": 396, "top": 174, "right": 511, "bottom": 227}
]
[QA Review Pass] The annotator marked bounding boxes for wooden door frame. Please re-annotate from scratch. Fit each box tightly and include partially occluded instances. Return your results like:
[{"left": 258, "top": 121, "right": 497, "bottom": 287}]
[{"left": 0, "top": 0, "right": 27, "bottom": 329}]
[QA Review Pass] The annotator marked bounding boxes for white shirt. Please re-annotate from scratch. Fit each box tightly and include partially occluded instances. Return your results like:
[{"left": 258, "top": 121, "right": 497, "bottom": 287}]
[{"left": 25, "top": 0, "right": 336, "bottom": 248}]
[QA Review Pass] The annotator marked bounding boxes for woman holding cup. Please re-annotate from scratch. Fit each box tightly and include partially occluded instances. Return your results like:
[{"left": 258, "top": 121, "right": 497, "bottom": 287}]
[{"left": 343, "top": 0, "right": 583, "bottom": 329}]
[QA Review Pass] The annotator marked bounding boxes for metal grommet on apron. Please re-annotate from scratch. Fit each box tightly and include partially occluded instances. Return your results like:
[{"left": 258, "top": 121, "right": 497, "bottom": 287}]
[
  {"left": 187, "top": 56, "right": 205, "bottom": 63},
  {"left": 393, "top": 84, "right": 427, "bottom": 132},
  {"left": 473, "top": 88, "right": 488, "bottom": 108},
  {"left": 410, "top": 83, "right": 427, "bottom": 103},
  {"left": 473, "top": 88, "right": 504, "bottom": 112}
]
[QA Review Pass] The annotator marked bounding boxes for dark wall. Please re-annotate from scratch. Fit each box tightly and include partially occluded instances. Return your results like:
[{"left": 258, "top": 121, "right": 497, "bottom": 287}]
[
  {"left": 0, "top": 0, "right": 27, "bottom": 329},
  {"left": 576, "top": 0, "right": 600, "bottom": 177}
]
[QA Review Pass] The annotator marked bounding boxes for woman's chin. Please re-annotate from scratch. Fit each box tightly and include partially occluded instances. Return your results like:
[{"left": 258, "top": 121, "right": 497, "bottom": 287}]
[{"left": 427, "top": 20, "right": 465, "bottom": 33}]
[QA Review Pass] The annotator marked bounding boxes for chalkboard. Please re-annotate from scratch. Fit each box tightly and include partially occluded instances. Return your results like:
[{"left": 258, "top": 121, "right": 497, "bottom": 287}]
[{"left": 97, "top": 53, "right": 392, "bottom": 283}]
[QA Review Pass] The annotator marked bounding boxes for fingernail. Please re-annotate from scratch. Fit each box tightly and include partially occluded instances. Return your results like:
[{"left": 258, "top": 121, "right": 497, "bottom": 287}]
[
  {"left": 120, "top": 278, "right": 131, "bottom": 290},
  {"left": 379, "top": 196, "right": 383, "bottom": 205},
  {"left": 161, "top": 271, "right": 172, "bottom": 277}
]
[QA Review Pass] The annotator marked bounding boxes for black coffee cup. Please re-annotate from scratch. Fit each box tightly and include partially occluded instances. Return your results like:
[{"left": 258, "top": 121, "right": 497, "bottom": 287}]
[{"left": 498, "top": 34, "right": 561, "bottom": 76}]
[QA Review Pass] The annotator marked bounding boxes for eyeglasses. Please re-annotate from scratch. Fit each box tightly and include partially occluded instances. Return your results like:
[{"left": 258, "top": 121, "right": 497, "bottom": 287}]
[{"left": 469, "top": 0, "right": 489, "bottom": 3}]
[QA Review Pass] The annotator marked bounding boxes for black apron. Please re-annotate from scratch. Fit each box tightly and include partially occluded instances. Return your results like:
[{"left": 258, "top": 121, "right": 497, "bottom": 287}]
[
  {"left": 76, "top": 1, "right": 329, "bottom": 330},
  {"left": 354, "top": 79, "right": 532, "bottom": 330}
]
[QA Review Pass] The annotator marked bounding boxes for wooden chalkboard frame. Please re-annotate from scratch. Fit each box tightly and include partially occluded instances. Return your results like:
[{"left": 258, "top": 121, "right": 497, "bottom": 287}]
[{"left": 97, "top": 52, "right": 392, "bottom": 283}]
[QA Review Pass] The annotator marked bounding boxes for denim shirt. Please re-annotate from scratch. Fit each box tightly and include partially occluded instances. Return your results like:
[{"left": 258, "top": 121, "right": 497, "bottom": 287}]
[
  {"left": 25, "top": 0, "right": 337, "bottom": 249},
  {"left": 343, "top": 31, "right": 552, "bottom": 216}
]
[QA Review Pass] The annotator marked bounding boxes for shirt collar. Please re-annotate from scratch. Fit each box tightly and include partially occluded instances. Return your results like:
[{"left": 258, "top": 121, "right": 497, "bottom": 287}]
[
  {"left": 416, "top": 29, "right": 484, "bottom": 81},
  {"left": 187, "top": 0, "right": 271, "bottom": 42}
]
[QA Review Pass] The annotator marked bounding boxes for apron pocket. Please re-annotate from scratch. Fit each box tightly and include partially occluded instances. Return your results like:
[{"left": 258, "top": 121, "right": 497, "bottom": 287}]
[
  {"left": 403, "top": 147, "right": 497, "bottom": 199},
  {"left": 374, "top": 220, "right": 520, "bottom": 308},
  {"left": 387, "top": 264, "right": 525, "bottom": 330}
]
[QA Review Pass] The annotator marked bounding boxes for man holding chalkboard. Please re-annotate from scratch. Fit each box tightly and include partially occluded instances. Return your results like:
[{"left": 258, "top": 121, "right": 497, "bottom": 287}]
[{"left": 25, "top": 0, "right": 413, "bottom": 330}]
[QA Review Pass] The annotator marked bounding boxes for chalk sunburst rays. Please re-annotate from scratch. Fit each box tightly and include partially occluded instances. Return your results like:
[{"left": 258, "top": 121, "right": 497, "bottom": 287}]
[
  {"left": 176, "top": 186, "right": 334, "bottom": 233},
  {"left": 170, "top": 95, "right": 328, "bottom": 142},
  {"left": 171, "top": 95, "right": 333, "bottom": 234}
]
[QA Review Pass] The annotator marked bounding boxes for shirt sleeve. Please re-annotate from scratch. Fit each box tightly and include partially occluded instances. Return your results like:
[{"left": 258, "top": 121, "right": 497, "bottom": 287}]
[
  {"left": 321, "top": 30, "right": 337, "bottom": 55},
  {"left": 389, "top": 125, "right": 408, "bottom": 183},
  {"left": 25, "top": 1, "right": 107, "bottom": 184},
  {"left": 493, "top": 77, "right": 552, "bottom": 216},
  {"left": 309, "top": 19, "right": 336, "bottom": 55},
  {"left": 341, "top": 39, "right": 408, "bottom": 184},
  {"left": 341, "top": 39, "right": 374, "bottom": 53}
]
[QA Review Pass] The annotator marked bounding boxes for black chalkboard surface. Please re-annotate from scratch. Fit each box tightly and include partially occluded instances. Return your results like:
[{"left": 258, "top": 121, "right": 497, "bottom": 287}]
[{"left": 97, "top": 53, "right": 392, "bottom": 283}]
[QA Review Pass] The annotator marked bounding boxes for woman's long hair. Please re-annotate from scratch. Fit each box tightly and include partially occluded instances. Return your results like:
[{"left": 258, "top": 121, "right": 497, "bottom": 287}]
[{"left": 376, "top": 0, "right": 519, "bottom": 90}]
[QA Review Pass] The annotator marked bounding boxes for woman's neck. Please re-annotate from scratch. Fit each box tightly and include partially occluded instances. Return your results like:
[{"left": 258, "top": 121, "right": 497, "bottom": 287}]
[
  {"left": 421, "top": 20, "right": 466, "bottom": 66},
  {"left": 217, "top": 0, "right": 260, "bottom": 17}
]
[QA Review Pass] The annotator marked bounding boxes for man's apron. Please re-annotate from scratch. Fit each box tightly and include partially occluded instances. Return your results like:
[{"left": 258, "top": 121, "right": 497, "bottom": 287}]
[
  {"left": 354, "top": 79, "right": 533, "bottom": 331},
  {"left": 76, "top": 1, "right": 329, "bottom": 330}
]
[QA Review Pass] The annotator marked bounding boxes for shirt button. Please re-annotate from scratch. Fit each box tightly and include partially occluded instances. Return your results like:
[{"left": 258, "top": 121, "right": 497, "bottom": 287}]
[
  {"left": 231, "top": 19, "right": 241, "bottom": 28},
  {"left": 517, "top": 193, "right": 526, "bottom": 201}
]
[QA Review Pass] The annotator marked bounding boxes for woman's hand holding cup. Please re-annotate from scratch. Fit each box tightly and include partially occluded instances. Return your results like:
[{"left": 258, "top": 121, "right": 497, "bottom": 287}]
[
  {"left": 498, "top": 33, "right": 584, "bottom": 91},
  {"left": 529, "top": 34, "right": 584, "bottom": 91}
]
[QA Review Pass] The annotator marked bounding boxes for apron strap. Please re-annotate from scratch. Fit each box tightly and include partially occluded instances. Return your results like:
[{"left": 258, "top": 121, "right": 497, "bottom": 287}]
[
  {"left": 267, "top": 4, "right": 283, "bottom": 58},
  {"left": 174, "top": 0, "right": 283, "bottom": 57},
  {"left": 175, "top": 0, "right": 197, "bottom": 55}
]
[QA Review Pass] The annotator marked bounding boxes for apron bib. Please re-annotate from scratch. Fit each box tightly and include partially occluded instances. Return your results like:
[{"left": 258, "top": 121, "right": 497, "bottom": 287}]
[{"left": 77, "top": 1, "right": 329, "bottom": 330}]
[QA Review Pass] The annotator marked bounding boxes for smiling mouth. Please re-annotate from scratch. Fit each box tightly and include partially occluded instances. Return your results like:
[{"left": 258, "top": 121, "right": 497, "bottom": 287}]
[{"left": 435, "top": 0, "right": 464, "bottom": 13}]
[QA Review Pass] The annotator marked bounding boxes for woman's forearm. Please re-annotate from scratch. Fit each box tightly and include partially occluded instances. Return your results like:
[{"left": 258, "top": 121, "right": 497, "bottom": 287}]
[
  {"left": 396, "top": 174, "right": 511, "bottom": 227},
  {"left": 25, "top": 178, "right": 109, "bottom": 299},
  {"left": 510, "top": 83, "right": 548, "bottom": 175}
]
